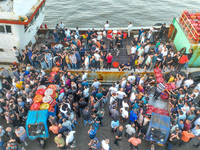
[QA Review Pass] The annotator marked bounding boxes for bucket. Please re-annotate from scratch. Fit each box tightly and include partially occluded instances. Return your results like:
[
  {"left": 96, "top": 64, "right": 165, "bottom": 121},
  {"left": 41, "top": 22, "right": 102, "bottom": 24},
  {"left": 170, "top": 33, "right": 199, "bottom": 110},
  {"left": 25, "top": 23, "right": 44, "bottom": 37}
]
[
  {"left": 107, "top": 30, "right": 112, "bottom": 34},
  {"left": 107, "top": 34, "right": 112, "bottom": 39},
  {"left": 113, "top": 62, "right": 119, "bottom": 68},
  {"left": 33, "top": 95, "right": 43, "bottom": 103}
]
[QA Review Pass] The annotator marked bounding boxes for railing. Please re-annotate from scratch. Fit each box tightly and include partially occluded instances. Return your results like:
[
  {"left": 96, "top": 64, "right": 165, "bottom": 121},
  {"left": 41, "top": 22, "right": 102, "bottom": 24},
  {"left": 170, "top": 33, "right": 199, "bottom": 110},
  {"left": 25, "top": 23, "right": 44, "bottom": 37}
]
[
  {"left": 0, "top": 0, "right": 13, "bottom": 12},
  {"left": 179, "top": 10, "right": 200, "bottom": 43}
]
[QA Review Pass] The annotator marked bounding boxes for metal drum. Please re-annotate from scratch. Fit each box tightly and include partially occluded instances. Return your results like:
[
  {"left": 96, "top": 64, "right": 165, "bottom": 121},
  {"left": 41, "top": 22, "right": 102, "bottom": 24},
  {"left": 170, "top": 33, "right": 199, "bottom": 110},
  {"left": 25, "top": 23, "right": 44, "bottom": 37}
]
[
  {"left": 42, "top": 96, "right": 53, "bottom": 104},
  {"left": 37, "top": 85, "right": 47, "bottom": 90},
  {"left": 45, "top": 88, "right": 54, "bottom": 96}
]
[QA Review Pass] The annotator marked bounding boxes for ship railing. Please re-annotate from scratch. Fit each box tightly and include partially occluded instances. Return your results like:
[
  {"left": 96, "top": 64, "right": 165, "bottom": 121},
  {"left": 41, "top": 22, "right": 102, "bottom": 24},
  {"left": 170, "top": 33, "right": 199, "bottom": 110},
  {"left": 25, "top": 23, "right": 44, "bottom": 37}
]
[{"left": 0, "top": 0, "right": 13, "bottom": 12}]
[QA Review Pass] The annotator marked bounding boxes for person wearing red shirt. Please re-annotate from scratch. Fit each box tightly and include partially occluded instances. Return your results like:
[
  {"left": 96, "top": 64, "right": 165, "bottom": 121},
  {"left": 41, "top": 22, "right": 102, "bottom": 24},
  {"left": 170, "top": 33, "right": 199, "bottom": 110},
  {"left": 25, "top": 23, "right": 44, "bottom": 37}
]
[
  {"left": 106, "top": 53, "right": 113, "bottom": 70},
  {"left": 179, "top": 130, "right": 195, "bottom": 147},
  {"left": 128, "top": 133, "right": 141, "bottom": 150},
  {"left": 183, "top": 120, "right": 191, "bottom": 131}
]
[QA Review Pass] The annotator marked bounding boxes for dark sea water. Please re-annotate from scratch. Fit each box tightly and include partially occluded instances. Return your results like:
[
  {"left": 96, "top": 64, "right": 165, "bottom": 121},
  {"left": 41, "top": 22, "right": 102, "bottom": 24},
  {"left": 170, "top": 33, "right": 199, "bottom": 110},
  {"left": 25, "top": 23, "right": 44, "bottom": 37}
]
[{"left": 44, "top": 0, "right": 200, "bottom": 28}]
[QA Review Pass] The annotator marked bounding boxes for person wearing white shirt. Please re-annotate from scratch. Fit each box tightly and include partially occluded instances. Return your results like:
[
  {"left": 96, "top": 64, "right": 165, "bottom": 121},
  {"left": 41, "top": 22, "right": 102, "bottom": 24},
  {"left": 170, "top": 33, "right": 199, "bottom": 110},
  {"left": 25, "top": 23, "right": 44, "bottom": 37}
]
[
  {"left": 144, "top": 44, "right": 151, "bottom": 54},
  {"left": 139, "top": 77, "right": 144, "bottom": 85},
  {"left": 120, "top": 107, "right": 129, "bottom": 122},
  {"left": 194, "top": 117, "right": 200, "bottom": 126},
  {"left": 101, "top": 139, "right": 110, "bottom": 150},
  {"left": 83, "top": 86, "right": 90, "bottom": 102},
  {"left": 116, "top": 88, "right": 127, "bottom": 106},
  {"left": 137, "top": 47, "right": 144, "bottom": 57},
  {"left": 104, "top": 21, "right": 109, "bottom": 31},
  {"left": 110, "top": 93, "right": 117, "bottom": 104},
  {"left": 127, "top": 22, "right": 133, "bottom": 37},
  {"left": 125, "top": 123, "right": 136, "bottom": 137},
  {"left": 115, "top": 81, "right": 120, "bottom": 91},
  {"left": 131, "top": 45, "right": 137, "bottom": 54},
  {"left": 92, "top": 79, "right": 101, "bottom": 89},
  {"left": 81, "top": 72, "right": 88, "bottom": 81},
  {"left": 122, "top": 100, "right": 129, "bottom": 108},
  {"left": 127, "top": 73, "right": 135, "bottom": 84},
  {"left": 130, "top": 92, "right": 136, "bottom": 104},
  {"left": 191, "top": 125, "right": 200, "bottom": 136},
  {"left": 161, "top": 47, "right": 168, "bottom": 57},
  {"left": 65, "top": 28, "right": 71, "bottom": 38},
  {"left": 64, "top": 131, "right": 76, "bottom": 148},
  {"left": 109, "top": 84, "right": 117, "bottom": 95},
  {"left": 158, "top": 43, "right": 164, "bottom": 52},
  {"left": 121, "top": 77, "right": 127, "bottom": 88},
  {"left": 59, "top": 22, "right": 65, "bottom": 29},
  {"left": 184, "top": 78, "right": 194, "bottom": 88},
  {"left": 195, "top": 83, "right": 200, "bottom": 91}
]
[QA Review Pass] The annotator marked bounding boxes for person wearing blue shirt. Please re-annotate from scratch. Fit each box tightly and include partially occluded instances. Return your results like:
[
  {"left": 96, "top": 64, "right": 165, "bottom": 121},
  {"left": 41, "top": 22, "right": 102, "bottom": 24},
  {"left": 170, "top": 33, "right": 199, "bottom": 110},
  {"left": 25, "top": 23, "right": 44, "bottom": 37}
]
[
  {"left": 141, "top": 97, "right": 147, "bottom": 105},
  {"left": 88, "top": 138, "right": 100, "bottom": 150},
  {"left": 111, "top": 119, "right": 119, "bottom": 133},
  {"left": 58, "top": 124, "right": 68, "bottom": 134},
  {"left": 88, "top": 126, "right": 97, "bottom": 139},
  {"left": 132, "top": 102, "right": 139, "bottom": 110},
  {"left": 18, "top": 99, "right": 26, "bottom": 108},
  {"left": 129, "top": 109, "right": 138, "bottom": 123},
  {"left": 82, "top": 79, "right": 89, "bottom": 87},
  {"left": 75, "top": 50, "right": 81, "bottom": 69},
  {"left": 178, "top": 119, "right": 184, "bottom": 130},
  {"left": 45, "top": 52, "right": 52, "bottom": 69},
  {"left": 26, "top": 48, "right": 33, "bottom": 66}
]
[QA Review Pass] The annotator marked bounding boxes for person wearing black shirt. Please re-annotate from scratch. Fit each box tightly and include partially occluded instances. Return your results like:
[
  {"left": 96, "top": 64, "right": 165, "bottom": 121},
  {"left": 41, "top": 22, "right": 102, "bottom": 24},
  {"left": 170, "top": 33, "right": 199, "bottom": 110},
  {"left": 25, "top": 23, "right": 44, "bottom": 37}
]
[
  {"left": 1, "top": 79, "right": 11, "bottom": 92},
  {"left": 130, "top": 54, "right": 137, "bottom": 71},
  {"left": 109, "top": 38, "right": 114, "bottom": 51},
  {"left": 167, "top": 128, "right": 182, "bottom": 150},
  {"left": 54, "top": 74, "right": 60, "bottom": 85},
  {"left": 102, "top": 87, "right": 109, "bottom": 104},
  {"left": 118, "top": 63, "right": 125, "bottom": 72},
  {"left": 158, "top": 23, "right": 166, "bottom": 39},
  {"left": 9, "top": 111, "right": 21, "bottom": 127},
  {"left": 114, "top": 126, "right": 123, "bottom": 146},
  {"left": 166, "top": 53, "right": 173, "bottom": 69},
  {"left": 117, "top": 37, "right": 122, "bottom": 49}
]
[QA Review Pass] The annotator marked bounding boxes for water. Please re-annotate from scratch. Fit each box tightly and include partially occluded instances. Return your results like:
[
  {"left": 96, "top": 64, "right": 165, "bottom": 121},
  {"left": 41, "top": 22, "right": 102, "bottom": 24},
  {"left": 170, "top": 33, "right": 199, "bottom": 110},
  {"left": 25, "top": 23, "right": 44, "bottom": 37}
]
[{"left": 44, "top": 0, "right": 200, "bottom": 29}]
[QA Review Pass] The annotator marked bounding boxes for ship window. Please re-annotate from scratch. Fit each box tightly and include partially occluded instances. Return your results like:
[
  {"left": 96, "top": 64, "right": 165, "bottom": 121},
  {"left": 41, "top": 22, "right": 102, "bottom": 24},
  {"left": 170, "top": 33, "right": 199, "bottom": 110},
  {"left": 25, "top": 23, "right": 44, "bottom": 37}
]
[
  {"left": 0, "top": 25, "right": 5, "bottom": 33},
  {"left": 0, "top": 25, "right": 12, "bottom": 34},
  {"left": 6, "top": 25, "right": 12, "bottom": 33}
]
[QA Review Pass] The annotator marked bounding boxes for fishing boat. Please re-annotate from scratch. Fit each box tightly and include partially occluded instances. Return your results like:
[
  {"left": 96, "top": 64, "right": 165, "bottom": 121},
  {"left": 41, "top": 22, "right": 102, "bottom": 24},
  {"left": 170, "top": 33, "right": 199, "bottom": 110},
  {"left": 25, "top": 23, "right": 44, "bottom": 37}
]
[{"left": 0, "top": 0, "right": 46, "bottom": 63}]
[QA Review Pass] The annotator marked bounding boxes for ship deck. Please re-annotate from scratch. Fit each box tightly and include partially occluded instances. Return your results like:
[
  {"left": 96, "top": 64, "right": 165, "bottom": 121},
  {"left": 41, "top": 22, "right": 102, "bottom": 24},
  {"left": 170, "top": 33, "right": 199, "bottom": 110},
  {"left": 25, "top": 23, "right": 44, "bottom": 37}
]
[{"left": 35, "top": 29, "right": 170, "bottom": 67}]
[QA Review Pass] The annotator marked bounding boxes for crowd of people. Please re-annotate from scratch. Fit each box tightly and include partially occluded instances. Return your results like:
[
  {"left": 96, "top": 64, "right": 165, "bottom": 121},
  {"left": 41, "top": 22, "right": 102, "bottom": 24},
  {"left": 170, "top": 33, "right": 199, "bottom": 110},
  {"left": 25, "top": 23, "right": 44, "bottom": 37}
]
[
  {"left": 12, "top": 22, "right": 193, "bottom": 73},
  {"left": 0, "top": 22, "right": 199, "bottom": 150}
]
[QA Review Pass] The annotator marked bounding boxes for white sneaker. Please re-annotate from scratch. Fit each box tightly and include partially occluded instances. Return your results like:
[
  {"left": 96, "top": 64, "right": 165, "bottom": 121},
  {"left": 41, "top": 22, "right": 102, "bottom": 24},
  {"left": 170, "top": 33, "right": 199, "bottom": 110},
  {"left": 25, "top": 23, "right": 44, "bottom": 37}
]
[
  {"left": 24, "top": 142, "right": 28, "bottom": 146},
  {"left": 70, "top": 145, "right": 76, "bottom": 148}
]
